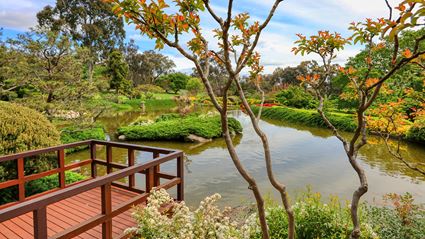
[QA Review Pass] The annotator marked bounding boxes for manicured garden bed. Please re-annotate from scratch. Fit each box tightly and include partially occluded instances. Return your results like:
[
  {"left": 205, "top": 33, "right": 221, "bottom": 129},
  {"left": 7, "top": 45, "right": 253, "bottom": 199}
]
[{"left": 117, "top": 114, "right": 242, "bottom": 141}]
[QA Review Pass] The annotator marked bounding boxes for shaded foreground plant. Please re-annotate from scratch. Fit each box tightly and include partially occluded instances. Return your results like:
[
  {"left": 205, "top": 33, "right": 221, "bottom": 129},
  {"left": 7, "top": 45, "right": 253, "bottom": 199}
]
[
  {"left": 292, "top": 1, "right": 425, "bottom": 238},
  {"left": 106, "top": 0, "right": 293, "bottom": 238}
]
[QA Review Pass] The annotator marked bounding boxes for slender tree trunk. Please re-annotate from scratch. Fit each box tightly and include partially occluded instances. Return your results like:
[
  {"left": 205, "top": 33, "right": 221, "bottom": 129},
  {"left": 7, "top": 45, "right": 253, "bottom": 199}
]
[
  {"left": 87, "top": 60, "right": 94, "bottom": 83},
  {"left": 220, "top": 112, "right": 270, "bottom": 239},
  {"left": 348, "top": 156, "right": 368, "bottom": 239},
  {"left": 235, "top": 80, "right": 295, "bottom": 239}
]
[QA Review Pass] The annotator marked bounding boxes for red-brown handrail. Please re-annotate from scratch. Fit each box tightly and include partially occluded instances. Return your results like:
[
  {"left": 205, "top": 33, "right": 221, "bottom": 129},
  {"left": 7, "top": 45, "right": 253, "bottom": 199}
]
[{"left": 0, "top": 140, "right": 185, "bottom": 239}]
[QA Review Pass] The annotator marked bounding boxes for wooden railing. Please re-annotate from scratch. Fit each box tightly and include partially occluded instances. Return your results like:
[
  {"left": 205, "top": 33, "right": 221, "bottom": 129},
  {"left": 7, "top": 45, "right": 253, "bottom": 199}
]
[{"left": 0, "top": 140, "right": 184, "bottom": 239}]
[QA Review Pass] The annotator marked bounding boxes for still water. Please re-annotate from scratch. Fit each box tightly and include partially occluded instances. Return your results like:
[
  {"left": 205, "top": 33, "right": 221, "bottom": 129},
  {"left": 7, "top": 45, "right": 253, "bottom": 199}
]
[{"left": 67, "top": 107, "right": 425, "bottom": 207}]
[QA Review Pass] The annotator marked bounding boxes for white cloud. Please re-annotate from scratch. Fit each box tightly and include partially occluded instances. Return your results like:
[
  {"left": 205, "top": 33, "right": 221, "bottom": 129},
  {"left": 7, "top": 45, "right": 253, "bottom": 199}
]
[{"left": 0, "top": 0, "right": 53, "bottom": 31}]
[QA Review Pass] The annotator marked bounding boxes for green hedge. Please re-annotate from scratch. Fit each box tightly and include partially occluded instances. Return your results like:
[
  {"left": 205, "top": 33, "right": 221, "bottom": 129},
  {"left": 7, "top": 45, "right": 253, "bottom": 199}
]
[
  {"left": 118, "top": 115, "right": 242, "bottom": 141},
  {"left": 252, "top": 106, "right": 357, "bottom": 132},
  {"left": 60, "top": 125, "right": 106, "bottom": 153}
]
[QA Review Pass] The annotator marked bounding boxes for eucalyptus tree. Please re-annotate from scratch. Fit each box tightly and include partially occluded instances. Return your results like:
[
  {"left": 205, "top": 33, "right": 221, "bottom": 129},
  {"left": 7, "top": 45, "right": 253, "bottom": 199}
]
[{"left": 37, "top": 0, "right": 126, "bottom": 81}]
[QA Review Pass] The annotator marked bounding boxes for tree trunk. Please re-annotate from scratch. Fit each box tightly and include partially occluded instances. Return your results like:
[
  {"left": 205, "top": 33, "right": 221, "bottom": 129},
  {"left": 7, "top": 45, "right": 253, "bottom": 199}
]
[
  {"left": 235, "top": 80, "right": 295, "bottom": 239},
  {"left": 220, "top": 113, "right": 270, "bottom": 239},
  {"left": 87, "top": 60, "right": 94, "bottom": 83},
  {"left": 348, "top": 156, "right": 368, "bottom": 239}
]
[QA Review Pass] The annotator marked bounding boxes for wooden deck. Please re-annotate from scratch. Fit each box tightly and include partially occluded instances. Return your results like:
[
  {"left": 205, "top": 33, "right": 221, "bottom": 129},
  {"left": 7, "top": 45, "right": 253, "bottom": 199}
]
[
  {"left": 0, "top": 140, "right": 184, "bottom": 239},
  {"left": 0, "top": 186, "right": 138, "bottom": 239}
]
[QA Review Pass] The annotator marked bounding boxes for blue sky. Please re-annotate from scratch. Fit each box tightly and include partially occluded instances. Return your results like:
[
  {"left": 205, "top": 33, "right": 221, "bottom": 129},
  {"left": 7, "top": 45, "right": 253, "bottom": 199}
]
[{"left": 0, "top": 0, "right": 399, "bottom": 73}]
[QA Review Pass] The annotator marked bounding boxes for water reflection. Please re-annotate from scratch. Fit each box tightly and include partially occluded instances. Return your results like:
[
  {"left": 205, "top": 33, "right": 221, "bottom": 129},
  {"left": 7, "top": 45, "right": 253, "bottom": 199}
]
[{"left": 66, "top": 109, "right": 425, "bottom": 207}]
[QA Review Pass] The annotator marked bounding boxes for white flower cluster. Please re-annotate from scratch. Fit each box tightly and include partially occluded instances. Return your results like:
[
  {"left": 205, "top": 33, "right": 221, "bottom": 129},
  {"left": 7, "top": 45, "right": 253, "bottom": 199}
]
[{"left": 128, "top": 188, "right": 253, "bottom": 239}]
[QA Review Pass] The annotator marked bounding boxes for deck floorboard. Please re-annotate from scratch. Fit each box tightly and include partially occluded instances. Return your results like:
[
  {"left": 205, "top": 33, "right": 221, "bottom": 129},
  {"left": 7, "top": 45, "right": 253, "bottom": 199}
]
[{"left": 0, "top": 186, "right": 138, "bottom": 239}]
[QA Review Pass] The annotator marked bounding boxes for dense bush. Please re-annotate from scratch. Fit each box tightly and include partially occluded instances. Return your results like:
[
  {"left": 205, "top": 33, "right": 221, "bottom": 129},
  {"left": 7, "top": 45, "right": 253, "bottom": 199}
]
[
  {"left": 157, "top": 73, "right": 190, "bottom": 93},
  {"left": 252, "top": 106, "right": 357, "bottom": 132},
  {"left": 406, "top": 120, "right": 425, "bottom": 143},
  {"left": 25, "top": 171, "right": 87, "bottom": 197},
  {"left": 118, "top": 114, "right": 242, "bottom": 141},
  {"left": 275, "top": 86, "right": 318, "bottom": 109},
  {"left": 186, "top": 77, "right": 203, "bottom": 95},
  {"left": 126, "top": 189, "right": 245, "bottom": 239},
  {"left": 249, "top": 191, "right": 424, "bottom": 239},
  {"left": 0, "top": 101, "right": 60, "bottom": 192},
  {"left": 135, "top": 84, "right": 165, "bottom": 94},
  {"left": 60, "top": 125, "right": 106, "bottom": 153},
  {"left": 0, "top": 101, "right": 60, "bottom": 154}
]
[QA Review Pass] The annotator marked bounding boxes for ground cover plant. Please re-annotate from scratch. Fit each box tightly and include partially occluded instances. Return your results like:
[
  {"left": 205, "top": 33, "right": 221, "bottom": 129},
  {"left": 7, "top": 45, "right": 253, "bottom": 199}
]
[{"left": 118, "top": 114, "right": 242, "bottom": 141}]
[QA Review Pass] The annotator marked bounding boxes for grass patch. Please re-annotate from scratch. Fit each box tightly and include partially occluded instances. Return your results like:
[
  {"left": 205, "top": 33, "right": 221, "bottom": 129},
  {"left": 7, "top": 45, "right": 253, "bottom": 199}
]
[{"left": 118, "top": 114, "right": 242, "bottom": 141}]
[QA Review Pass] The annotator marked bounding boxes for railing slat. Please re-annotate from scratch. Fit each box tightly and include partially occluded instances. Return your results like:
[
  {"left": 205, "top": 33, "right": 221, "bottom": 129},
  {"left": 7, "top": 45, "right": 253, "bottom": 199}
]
[
  {"left": 101, "top": 183, "right": 112, "bottom": 239},
  {"left": 17, "top": 158, "right": 25, "bottom": 202},
  {"left": 33, "top": 206, "right": 47, "bottom": 239},
  {"left": 153, "top": 152, "right": 160, "bottom": 187},
  {"left": 177, "top": 154, "right": 184, "bottom": 201},
  {"left": 106, "top": 145, "right": 112, "bottom": 174},
  {"left": 146, "top": 167, "right": 154, "bottom": 193},
  {"left": 128, "top": 149, "right": 135, "bottom": 188},
  {"left": 90, "top": 142, "right": 97, "bottom": 178},
  {"left": 58, "top": 149, "right": 65, "bottom": 188}
]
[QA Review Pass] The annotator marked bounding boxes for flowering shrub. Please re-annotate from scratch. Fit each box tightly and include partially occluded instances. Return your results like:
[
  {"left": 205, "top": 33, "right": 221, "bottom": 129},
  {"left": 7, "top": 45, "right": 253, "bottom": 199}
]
[
  {"left": 126, "top": 189, "right": 246, "bottom": 239},
  {"left": 127, "top": 189, "right": 424, "bottom": 239}
]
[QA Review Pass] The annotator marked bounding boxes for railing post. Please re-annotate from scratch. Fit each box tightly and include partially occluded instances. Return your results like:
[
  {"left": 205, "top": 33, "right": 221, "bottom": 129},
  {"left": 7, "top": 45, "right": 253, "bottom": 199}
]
[
  {"left": 128, "top": 149, "right": 135, "bottom": 188},
  {"left": 33, "top": 206, "right": 47, "bottom": 239},
  {"left": 177, "top": 153, "right": 184, "bottom": 201},
  {"left": 17, "top": 158, "right": 25, "bottom": 201},
  {"left": 106, "top": 145, "right": 112, "bottom": 174},
  {"left": 58, "top": 149, "right": 65, "bottom": 188},
  {"left": 145, "top": 167, "right": 154, "bottom": 193},
  {"left": 153, "top": 152, "right": 160, "bottom": 187},
  {"left": 101, "top": 183, "right": 112, "bottom": 239},
  {"left": 90, "top": 142, "right": 97, "bottom": 178}
]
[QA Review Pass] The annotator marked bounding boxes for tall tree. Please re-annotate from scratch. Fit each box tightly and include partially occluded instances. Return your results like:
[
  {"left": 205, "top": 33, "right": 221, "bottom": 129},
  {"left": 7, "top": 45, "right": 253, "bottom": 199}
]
[
  {"left": 124, "top": 39, "right": 175, "bottom": 85},
  {"left": 293, "top": 1, "right": 425, "bottom": 237},
  {"left": 9, "top": 30, "right": 92, "bottom": 111},
  {"left": 108, "top": 50, "right": 130, "bottom": 94},
  {"left": 108, "top": 1, "right": 293, "bottom": 238},
  {"left": 36, "top": 0, "right": 126, "bottom": 81}
]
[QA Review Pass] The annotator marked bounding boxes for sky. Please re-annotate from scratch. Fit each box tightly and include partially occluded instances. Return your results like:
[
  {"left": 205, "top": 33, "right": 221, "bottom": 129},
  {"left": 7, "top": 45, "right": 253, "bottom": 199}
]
[{"left": 0, "top": 0, "right": 400, "bottom": 74}]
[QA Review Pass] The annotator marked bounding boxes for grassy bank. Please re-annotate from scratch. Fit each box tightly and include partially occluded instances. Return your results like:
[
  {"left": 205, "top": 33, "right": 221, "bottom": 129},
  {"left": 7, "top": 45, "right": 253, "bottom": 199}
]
[
  {"left": 252, "top": 106, "right": 424, "bottom": 143},
  {"left": 118, "top": 114, "right": 242, "bottom": 141},
  {"left": 252, "top": 106, "right": 357, "bottom": 132}
]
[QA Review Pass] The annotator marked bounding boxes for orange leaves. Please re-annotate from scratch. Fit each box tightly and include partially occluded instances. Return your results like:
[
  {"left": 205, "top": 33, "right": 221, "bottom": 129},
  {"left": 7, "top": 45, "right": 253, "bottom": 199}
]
[
  {"left": 365, "top": 78, "right": 379, "bottom": 88},
  {"left": 403, "top": 49, "right": 413, "bottom": 58}
]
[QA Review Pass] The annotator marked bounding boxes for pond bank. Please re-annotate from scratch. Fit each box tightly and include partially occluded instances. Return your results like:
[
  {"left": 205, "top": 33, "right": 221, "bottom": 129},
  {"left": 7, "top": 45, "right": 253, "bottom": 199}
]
[{"left": 251, "top": 106, "right": 424, "bottom": 144}]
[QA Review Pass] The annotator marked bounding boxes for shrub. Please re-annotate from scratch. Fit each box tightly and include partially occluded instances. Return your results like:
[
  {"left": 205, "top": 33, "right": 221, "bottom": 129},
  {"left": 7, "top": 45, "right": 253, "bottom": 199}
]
[
  {"left": 0, "top": 101, "right": 60, "bottom": 154},
  {"left": 363, "top": 193, "right": 425, "bottom": 239},
  {"left": 0, "top": 101, "right": 63, "bottom": 205},
  {"left": 127, "top": 189, "right": 244, "bottom": 239},
  {"left": 275, "top": 86, "right": 318, "bottom": 109},
  {"left": 118, "top": 114, "right": 242, "bottom": 141},
  {"left": 252, "top": 106, "right": 357, "bottom": 132},
  {"left": 406, "top": 119, "right": 425, "bottom": 143},
  {"left": 157, "top": 73, "right": 190, "bottom": 93},
  {"left": 60, "top": 125, "right": 106, "bottom": 153},
  {"left": 186, "top": 77, "right": 203, "bottom": 95},
  {"left": 25, "top": 171, "right": 87, "bottom": 197},
  {"left": 135, "top": 84, "right": 165, "bottom": 94}
]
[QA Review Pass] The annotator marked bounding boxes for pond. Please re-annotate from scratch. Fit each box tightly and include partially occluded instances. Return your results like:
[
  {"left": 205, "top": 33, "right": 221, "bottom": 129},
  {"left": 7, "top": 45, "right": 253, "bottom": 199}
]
[{"left": 67, "top": 106, "right": 425, "bottom": 207}]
